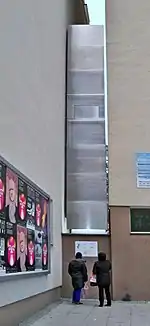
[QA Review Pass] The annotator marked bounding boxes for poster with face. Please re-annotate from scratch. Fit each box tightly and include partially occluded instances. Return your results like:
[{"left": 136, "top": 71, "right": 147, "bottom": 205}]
[
  {"left": 18, "top": 179, "right": 27, "bottom": 224},
  {"left": 42, "top": 235, "right": 48, "bottom": 270},
  {"left": 41, "top": 198, "right": 48, "bottom": 233},
  {"left": 27, "top": 228, "right": 35, "bottom": 271},
  {"left": 5, "top": 168, "right": 18, "bottom": 225},
  {"left": 26, "top": 186, "right": 35, "bottom": 230},
  {"left": 5, "top": 223, "right": 17, "bottom": 273},
  {"left": 35, "top": 193, "right": 42, "bottom": 228},
  {"left": 35, "top": 229, "right": 42, "bottom": 270},
  {"left": 0, "top": 162, "right": 6, "bottom": 220},
  {"left": 17, "top": 225, "right": 27, "bottom": 272}
]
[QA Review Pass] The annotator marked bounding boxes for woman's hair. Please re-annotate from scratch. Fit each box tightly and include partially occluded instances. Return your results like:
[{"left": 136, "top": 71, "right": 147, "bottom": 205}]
[
  {"left": 98, "top": 252, "right": 106, "bottom": 261},
  {"left": 75, "top": 252, "right": 82, "bottom": 259}
]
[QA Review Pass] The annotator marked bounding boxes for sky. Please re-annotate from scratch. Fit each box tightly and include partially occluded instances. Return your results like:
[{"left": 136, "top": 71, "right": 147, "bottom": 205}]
[{"left": 86, "top": 0, "right": 105, "bottom": 25}]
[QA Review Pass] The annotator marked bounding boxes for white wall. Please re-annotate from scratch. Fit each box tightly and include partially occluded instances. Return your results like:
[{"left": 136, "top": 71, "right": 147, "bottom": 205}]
[{"left": 0, "top": 0, "right": 69, "bottom": 307}]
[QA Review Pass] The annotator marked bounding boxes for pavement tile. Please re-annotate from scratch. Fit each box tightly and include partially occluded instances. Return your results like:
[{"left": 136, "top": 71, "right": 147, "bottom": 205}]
[{"left": 19, "top": 300, "right": 150, "bottom": 326}]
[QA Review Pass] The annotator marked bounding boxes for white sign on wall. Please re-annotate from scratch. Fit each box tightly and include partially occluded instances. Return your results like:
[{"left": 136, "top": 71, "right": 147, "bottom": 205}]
[
  {"left": 75, "top": 241, "right": 98, "bottom": 257},
  {"left": 136, "top": 153, "right": 150, "bottom": 188}
]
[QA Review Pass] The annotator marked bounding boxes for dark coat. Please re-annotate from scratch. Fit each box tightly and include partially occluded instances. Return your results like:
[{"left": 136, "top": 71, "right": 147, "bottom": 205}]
[
  {"left": 93, "top": 257, "right": 111, "bottom": 287},
  {"left": 68, "top": 258, "right": 88, "bottom": 290}
]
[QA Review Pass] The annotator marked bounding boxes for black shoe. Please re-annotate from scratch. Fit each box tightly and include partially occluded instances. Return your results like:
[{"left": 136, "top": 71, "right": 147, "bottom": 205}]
[
  {"left": 105, "top": 303, "right": 111, "bottom": 307},
  {"left": 99, "top": 304, "right": 103, "bottom": 307}
]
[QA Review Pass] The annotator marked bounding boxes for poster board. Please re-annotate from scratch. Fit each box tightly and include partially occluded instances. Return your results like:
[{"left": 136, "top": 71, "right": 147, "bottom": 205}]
[
  {"left": 75, "top": 241, "right": 98, "bottom": 257},
  {"left": 0, "top": 157, "right": 51, "bottom": 276}
]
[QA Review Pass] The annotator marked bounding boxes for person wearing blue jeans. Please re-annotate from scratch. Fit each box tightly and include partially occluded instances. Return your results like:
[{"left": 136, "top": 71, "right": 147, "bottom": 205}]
[
  {"left": 72, "top": 288, "right": 82, "bottom": 303},
  {"left": 68, "top": 252, "right": 88, "bottom": 304}
]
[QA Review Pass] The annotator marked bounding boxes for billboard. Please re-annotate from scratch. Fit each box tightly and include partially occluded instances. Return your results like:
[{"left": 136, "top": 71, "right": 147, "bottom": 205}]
[{"left": 0, "top": 158, "right": 50, "bottom": 276}]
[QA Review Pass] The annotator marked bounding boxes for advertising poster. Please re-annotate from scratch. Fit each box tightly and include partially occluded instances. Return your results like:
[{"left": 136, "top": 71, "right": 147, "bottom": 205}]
[
  {"left": 5, "top": 168, "right": 18, "bottom": 225},
  {"left": 0, "top": 162, "right": 6, "bottom": 221},
  {"left": 35, "top": 229, "right": 42, "bottom": 270},
  {"left": 18, "top": 179, "right": 27, "bottom": 225},
  {"left": 0, "top": 157, "right": 6, "bottom": 268},
  {"left": 0, "top": 159, "right": 50, "bottom": 276},
  {"left": 0, "top": 237, "right": 5, "bottom": 257},
  {"left": 27, "top": 228, "right": 35, "bottom": 271},
  {"left": 5, "top": 223, "right": 17, "bottom": 273},
  {"left": 17, "top": 225, "right": 27, "bottom": 272},
  {"left": 35, "top": 192, "right": 42, "bottom": 228},
  {"left": 42, "top": 235, "right": 48, "bottom": 270},
  {"left": 41, "top": 198, "right": 48, "bottom": 233},
  {"left": 26, "top": 185, "right": 35, "bottom": 230},
  {"left": 0, "top": 237, "right": 5, "bottom": 274},
  {"left": 0, "top": 194, "right": 6, "bottom": 263},
  {"left": 0, "top": 218, "right": 5, "bottom": 238}
]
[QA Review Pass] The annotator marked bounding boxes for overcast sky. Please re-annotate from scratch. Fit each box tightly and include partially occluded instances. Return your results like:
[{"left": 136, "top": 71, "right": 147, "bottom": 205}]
[{"left": 86, "top": 0, "right": 105, "bottom": 25}]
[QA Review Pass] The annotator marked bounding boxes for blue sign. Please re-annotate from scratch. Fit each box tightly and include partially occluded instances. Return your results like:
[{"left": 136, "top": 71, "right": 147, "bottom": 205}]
[{"left": 136, "top": 153, "right": 150, "bottom": 188}]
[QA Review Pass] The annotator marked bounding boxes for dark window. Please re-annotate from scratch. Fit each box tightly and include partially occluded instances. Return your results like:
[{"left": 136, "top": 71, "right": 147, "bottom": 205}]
[{"left": 130, "top": 208, "right": 150, "bottom": 233}]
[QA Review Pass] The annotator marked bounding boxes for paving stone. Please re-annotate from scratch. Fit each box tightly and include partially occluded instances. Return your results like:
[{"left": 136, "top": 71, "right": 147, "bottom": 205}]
[{"left": 19, "top": 300, "right": 150, "bottom": 326}]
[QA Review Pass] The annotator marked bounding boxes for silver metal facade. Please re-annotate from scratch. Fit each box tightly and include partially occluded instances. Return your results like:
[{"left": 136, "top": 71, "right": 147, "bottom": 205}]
[{"left": 66, "top": 25, "right": 107, "bottom": 229}]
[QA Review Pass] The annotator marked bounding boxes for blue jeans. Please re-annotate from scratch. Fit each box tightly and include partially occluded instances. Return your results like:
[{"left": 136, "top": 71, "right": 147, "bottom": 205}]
[{"left": 72, "top": 288, "right": 81, "bottom": 303}]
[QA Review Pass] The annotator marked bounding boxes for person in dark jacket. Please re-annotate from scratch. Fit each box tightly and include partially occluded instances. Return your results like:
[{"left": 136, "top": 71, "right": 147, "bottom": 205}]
[
  {"left": 68, "top": 252, "right": 88, "bottom": 304},
  {"left": 93, "top": 252, "right": 111, "bottom": 307}
]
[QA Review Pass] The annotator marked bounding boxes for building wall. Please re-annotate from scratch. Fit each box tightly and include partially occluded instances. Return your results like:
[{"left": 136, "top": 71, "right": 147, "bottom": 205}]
[
  {"left": 110, "top": 207, "right": 150, "bottom": 301},
  {"left": 62, "top": 235, "right": 110, "bottom": 299},
  {"left": 106, "top": 0, "right": 150, "bottom": 300},
  {"left": 0, "top": 0, "right": 72, "bottom": 308},
  {"left": 106, "top": 0, "right": 150, "bottom": 206}
]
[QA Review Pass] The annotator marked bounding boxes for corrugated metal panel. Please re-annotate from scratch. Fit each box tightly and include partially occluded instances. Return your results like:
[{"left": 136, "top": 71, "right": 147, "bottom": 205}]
[
  {"left": 68, "top": 46, "right": 104, "bottom": 70},
  {"left": 69, "top": 25, "right": 104, "bottom": 46},
  {"left": 67, "top": 201, "right": 108, "bottom": 230},
  {"left": 67, "top": 95, "right": 104, "bottom": 119},
  {"left": 67, "top": 121, "right": 105, "bottom": 146},
  {"left": 66, "top": 25, "right": 107, "bottom": 229},
  {"left": 67, "top": 71, "right": 104, "bottom": 95}
]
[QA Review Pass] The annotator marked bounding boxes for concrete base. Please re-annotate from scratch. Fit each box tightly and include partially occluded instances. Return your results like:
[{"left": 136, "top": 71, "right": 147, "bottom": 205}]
[{"left": 0, "top": 287, "right": 61, "bottom": 326}]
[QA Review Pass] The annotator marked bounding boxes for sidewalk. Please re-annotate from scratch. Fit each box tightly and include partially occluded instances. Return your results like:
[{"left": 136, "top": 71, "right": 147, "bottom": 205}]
[{"left": 20, "top": 300, "right": 150, "bottom": 326}]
